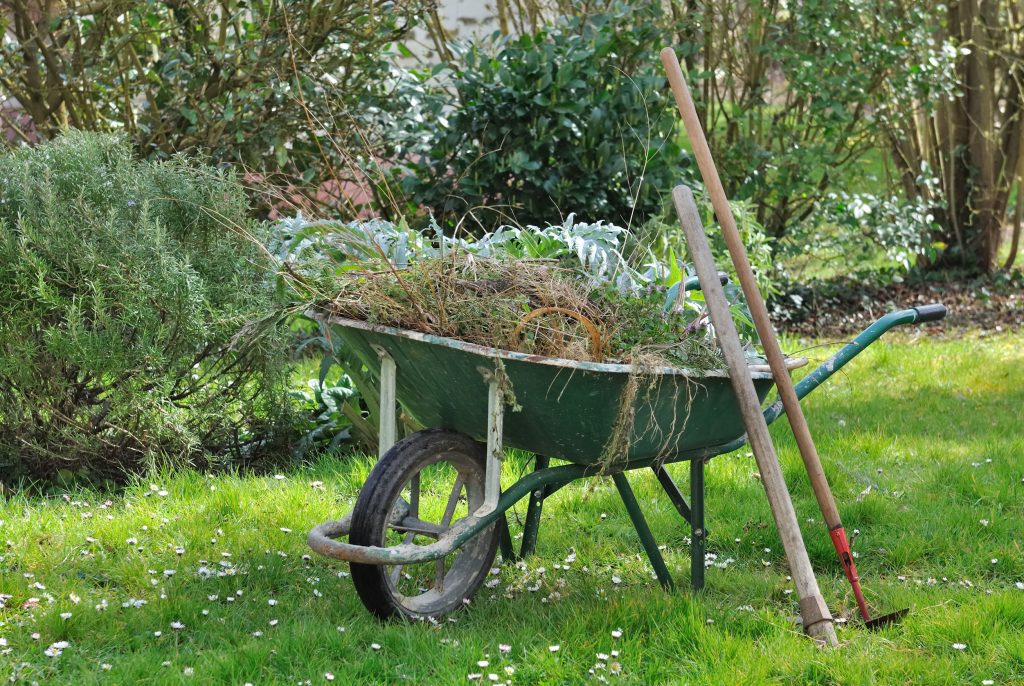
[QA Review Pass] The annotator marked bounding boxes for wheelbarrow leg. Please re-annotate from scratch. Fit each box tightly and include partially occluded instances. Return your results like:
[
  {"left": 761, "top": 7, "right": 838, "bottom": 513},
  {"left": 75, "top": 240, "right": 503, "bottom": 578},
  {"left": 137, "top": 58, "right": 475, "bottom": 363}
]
[
  {"left": 690, "top": 457, "right": 706, "bottom": 592},
  {"left": 612, "top": 472, "right": 675, "bottom": 591},
  {"left": 520, "top": 455, "right": 550, "bottom": 558},
  {"left": 652, "top": 462, "right": 705, "bottom": 591}
]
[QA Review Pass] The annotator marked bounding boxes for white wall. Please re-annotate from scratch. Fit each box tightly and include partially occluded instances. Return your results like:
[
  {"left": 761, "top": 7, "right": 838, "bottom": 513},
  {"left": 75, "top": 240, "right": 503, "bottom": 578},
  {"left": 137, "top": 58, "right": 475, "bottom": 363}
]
[{"left": 402, "top": 0, "right": 502, "bottom": 63}]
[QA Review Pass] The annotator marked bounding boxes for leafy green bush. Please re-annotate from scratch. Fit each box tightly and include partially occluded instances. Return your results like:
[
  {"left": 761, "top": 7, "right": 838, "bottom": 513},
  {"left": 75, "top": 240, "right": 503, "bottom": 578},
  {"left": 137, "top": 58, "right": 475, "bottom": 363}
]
[
  {"left": 672, "top": 0, "right": 959, "bottom": 240},
  {"left": 0, "top": 1, "right": 428, "bottom": 216},
  {"left": 797, "top": 185, "right": 944, "bottom": 273},
  {"left": 0, "top": 133, "right": 294, "bottom": 483},
  {"left": 390, "top": 3, "right": 684, "bottom": 232},
  {"left": 636, "top": 188, "right": 776, "bottom": 302},
  {"left": 277, "top": 213, "right": 665, "bottom": 296}
]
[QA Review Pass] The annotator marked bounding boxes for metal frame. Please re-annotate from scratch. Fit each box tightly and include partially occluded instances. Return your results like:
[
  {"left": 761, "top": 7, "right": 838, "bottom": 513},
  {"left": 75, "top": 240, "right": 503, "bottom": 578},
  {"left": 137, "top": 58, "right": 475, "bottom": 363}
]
[
  {"left": 477, "top": 366, "right": 505, "bottom": 517},
  {"left": 614, "top": 472, "right": 675, "bottom": 589},
  {"left": 519, "top": 455, "right": 550, "bottom": 559},
  {"left": 372, "top": 345, "right": 397, "bottom": 455}
]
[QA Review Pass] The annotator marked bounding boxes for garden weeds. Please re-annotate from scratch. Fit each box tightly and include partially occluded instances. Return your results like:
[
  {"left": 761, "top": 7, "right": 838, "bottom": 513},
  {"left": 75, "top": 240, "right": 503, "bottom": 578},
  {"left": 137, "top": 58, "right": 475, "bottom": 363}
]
[{"left": 321, "top": 253, "right": 725, "bottom": 371}]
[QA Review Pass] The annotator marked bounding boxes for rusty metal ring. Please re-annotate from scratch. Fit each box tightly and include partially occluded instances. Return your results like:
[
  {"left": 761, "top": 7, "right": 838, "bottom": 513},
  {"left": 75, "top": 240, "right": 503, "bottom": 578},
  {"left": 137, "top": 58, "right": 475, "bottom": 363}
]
[{"left": 512, "top": 306, "right": 604, "bottom": 361}]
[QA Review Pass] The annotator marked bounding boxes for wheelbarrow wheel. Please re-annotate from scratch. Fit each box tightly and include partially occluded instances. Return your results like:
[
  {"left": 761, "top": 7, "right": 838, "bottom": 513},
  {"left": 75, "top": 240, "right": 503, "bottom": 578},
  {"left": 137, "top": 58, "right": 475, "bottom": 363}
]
[{"left": 349, "top": 429, "right": 499, "bottom": 621}]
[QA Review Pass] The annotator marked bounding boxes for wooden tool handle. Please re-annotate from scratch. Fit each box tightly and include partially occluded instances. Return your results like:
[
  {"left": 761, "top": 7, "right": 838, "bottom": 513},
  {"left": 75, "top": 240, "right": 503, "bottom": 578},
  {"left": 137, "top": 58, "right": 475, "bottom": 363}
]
[
  {"left": 673, "top": 186, "right": 836, "bottom": 646},
  {"left": 660, "top": 47, "right": 842, "bottom": 529}
]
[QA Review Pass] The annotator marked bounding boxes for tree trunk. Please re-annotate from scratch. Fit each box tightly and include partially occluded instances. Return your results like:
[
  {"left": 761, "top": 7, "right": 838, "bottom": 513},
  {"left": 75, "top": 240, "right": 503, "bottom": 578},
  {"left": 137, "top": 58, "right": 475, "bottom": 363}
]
[
  {"left": 885, "top": 0, "right": 1023, "bottom": 274},
  {"left": 965, "top": 0, "right": 1000, "bottom": 269},
  {"left": 1005, "top": 176, "right": 1023, "bottom": 269}
]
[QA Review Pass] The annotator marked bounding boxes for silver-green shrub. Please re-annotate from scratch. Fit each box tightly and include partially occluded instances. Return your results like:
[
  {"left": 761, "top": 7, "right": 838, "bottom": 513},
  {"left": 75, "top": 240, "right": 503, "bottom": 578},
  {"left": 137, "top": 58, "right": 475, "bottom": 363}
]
[{"left": 0, "top": 133, "right": 293, "bottom": 482}]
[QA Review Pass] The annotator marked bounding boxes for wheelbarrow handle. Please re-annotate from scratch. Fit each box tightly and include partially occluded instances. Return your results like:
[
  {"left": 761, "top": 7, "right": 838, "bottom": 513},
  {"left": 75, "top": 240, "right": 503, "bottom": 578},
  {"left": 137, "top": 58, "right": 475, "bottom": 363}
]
[
  {"left": 664, "top": 272, "right": 730, "bottom": 311},
  {"left": 763, "top": 303, "right": 948, "bottom": 425},
  {"left": 913, "top": 303, "right": 947, "bottom": 323},
  {"left": 683, "top": 272, "right": 730, "bottom": 290}
]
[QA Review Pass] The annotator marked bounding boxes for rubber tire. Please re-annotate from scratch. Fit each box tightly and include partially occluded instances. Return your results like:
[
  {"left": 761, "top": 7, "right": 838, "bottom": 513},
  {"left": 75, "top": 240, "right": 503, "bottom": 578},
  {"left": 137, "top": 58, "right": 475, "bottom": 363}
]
[{"left": 349, "top": 429, "right": 499, "bottom": 621}]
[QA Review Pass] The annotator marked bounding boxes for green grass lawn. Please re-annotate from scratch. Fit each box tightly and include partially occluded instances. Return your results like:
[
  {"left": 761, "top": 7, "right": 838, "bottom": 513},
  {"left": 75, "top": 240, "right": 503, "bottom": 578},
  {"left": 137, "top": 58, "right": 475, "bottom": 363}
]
[{"left": 2, "top": 332, "right": 1022, "bottom": 685}]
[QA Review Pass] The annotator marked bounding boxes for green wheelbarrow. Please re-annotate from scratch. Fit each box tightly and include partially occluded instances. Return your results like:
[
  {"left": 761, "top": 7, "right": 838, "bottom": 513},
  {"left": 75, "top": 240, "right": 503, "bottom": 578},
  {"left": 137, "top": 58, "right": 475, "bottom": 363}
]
[{"left": 308, "top": 280, "right": 947, "bottom": 621}]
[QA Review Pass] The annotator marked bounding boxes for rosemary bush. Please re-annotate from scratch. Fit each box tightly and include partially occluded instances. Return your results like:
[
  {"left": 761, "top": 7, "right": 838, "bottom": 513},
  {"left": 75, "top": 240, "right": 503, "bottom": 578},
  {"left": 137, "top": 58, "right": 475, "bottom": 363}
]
[{"left": 0, "top": 133, "right": 294, "bottom": 483}]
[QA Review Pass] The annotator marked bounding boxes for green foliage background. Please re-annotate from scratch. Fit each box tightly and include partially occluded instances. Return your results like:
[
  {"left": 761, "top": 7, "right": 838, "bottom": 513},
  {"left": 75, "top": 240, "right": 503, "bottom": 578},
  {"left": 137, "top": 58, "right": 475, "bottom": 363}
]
[{"left": 0, "top": 0, "right": 428, "bottom": 216}]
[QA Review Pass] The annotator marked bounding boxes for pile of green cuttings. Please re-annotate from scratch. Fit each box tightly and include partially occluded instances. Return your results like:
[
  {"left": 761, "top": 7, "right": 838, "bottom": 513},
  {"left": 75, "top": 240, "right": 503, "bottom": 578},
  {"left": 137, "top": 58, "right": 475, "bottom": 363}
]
[{"left": 325, "top": 255, "right": 725, "bottom": 371}]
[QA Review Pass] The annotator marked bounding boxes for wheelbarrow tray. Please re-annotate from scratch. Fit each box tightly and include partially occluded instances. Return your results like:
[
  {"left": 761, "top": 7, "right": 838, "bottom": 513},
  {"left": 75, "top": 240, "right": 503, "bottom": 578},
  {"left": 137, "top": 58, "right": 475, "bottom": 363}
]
[{"left": 325, "top": 316, "right": 779, "bottom": 465}]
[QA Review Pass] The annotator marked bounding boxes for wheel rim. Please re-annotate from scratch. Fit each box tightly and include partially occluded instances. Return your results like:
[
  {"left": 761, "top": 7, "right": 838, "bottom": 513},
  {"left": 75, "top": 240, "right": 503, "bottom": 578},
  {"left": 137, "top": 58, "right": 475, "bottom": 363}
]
[{"left": 378, "top": 449, "right": 493, "bottom": 616}]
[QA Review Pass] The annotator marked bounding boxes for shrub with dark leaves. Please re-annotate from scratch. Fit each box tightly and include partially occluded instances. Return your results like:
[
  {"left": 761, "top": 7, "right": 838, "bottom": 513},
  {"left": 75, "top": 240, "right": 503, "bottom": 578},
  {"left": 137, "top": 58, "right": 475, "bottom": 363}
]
[{"left": 392, "top": 3, "right": 685, "bottom": 233}]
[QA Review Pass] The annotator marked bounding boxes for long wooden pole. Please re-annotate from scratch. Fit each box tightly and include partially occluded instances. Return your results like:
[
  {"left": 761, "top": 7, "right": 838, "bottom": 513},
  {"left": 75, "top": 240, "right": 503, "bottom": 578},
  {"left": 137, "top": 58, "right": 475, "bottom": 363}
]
[
  {"left": 660, "top": 48, "right": 874, "bottom": 623},
  {"left": 672, "top": 187, "right": 837, "bottom": 645}
]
